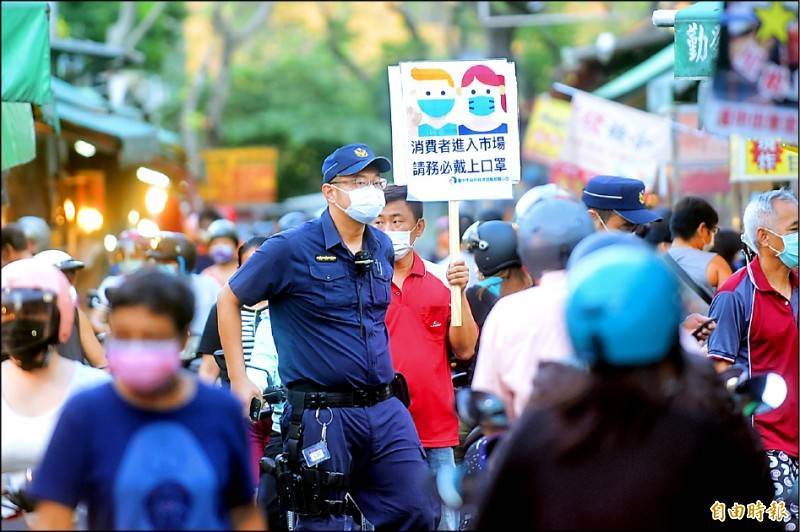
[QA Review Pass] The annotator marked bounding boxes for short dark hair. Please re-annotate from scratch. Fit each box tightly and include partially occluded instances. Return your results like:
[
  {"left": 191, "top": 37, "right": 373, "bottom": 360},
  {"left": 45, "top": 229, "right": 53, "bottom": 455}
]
[
  {"left": 199, "top": 207, "right": 222, "bottom": 225},
  {"left": 711, "top": 228, "right": 744, "bottom": 270},
  {"left": 238, "top": 235, "right": 268, "bottom": 266},
  {"left": 642, "top": 210, "right": 673, "bottom": 246},
  {"left": 107, "top": 269, "right": 195, "bottom": 334},
  {"left": 1, "top": 224, "right": 27, "bottom": 251},
  {"left": 670, "top": 197, "right": 719, "bottom": 240},
  {"left": 383, "top": 185, "right": 423, "bottom": 221}
]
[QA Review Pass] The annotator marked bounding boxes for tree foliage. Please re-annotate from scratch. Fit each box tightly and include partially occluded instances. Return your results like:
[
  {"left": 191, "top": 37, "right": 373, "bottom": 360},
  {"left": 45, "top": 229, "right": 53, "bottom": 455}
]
[
  {"left": 56, "top": 1, "right": 659, "bottom": 203},
  {"left": 57, "top": 1, "right": 186, "bottom": 71}
]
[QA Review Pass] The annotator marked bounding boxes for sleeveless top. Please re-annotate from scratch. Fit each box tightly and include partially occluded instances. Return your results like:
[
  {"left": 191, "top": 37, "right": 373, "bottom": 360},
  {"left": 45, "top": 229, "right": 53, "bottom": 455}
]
[{"left": 668, "top": 247, "right": 717, "bottom": 295}]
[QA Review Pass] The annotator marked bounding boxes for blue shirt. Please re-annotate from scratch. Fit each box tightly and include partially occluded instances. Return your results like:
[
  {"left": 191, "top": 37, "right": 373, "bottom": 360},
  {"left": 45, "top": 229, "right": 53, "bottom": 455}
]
[
  {"left": 30, "top": 382, "right": 253, "bottom": 530},
  {"left": 228, "top": 208, "right": 396, "bottom": 388}
]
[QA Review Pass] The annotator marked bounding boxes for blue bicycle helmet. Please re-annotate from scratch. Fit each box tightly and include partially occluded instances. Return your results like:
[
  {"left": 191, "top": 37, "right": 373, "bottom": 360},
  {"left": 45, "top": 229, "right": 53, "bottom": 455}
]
[
  {"left": 566, "top": 230, "right": 647, "bottom": 271},
  {"left": 566, "top": 245, "right": 682, "bottom": 368}
]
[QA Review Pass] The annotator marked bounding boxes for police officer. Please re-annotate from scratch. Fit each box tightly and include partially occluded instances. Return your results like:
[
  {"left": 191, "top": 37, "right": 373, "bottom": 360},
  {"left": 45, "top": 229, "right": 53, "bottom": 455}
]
[
  {"left": 582, "top": 175, "right": 662, "bottom": 233},
  {"left": 218, "top": 143, "right": 438, "bottom": 530}
]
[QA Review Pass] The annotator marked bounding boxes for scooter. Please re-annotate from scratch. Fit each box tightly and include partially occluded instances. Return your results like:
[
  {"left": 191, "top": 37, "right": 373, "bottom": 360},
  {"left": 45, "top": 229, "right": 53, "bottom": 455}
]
[
  {"left": 1, "top": 468, "right": 34, "bottom": 525},
  {"left": 438, "top": 371, "right": 789, "bottom": 530}
]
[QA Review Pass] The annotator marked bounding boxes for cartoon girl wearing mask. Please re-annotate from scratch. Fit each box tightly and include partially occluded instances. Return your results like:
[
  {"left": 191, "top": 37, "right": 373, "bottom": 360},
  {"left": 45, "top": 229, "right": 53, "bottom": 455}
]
[
  {"left": 411, "top": 68, "right": 458, "bottom": 137},
  {"left": 458, "top": 64, "right": 508, "bottom": 136}
]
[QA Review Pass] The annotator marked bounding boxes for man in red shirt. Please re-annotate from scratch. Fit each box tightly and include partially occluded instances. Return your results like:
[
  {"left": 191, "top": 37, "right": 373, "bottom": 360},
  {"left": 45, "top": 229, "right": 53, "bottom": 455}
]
[
  {"left": 375, "top": 185, "right": 478, "bottom": 531},
  {"left": 708, "top": 189, "right": 798, "bottom": 530}
]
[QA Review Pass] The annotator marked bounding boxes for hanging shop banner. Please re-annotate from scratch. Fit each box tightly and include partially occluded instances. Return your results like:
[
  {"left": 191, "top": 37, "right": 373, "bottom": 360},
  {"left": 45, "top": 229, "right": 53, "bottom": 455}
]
[
  {"left": 730, "top": 135, "right": 799, "bottom": 182},
  {"left": 560, "top": 91, "right": 671, "bottom": 191},
  {"left": 388, "top": 60, "right": 520, "bottom": 201},
  {"left": 522, "top": 93, "right": 572, "bottom": 165},
  {"left": 200, "top": 146, "right": 278, "bottom": 204},
  {"left": 705, "top": 2, "right": 798, "bottom": 142}
]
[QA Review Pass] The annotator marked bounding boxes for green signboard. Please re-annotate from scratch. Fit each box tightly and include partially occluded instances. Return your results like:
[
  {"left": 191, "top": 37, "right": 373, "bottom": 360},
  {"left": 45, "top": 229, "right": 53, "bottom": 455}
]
[{"left": 674, "top": 2, "right": 723, "bottom": 80}]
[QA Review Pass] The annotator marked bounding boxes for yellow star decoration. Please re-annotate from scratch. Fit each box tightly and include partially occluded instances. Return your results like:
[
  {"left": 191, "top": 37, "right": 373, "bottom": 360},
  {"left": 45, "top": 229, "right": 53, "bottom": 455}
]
[{"left": 755, "top": 2, "right": 796, "bottom": 44}]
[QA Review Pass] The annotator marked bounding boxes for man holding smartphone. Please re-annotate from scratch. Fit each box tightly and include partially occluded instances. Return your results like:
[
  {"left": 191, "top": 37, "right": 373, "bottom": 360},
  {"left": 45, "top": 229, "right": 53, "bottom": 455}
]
[{"left": 707, "top": 190, "right": 798, "bottom": 531}]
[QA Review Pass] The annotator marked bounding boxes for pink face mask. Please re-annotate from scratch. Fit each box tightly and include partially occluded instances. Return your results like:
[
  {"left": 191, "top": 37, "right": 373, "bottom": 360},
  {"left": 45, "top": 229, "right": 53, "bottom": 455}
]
[{"left": 106, "top": 338, "right": 182, "bottom": 394}]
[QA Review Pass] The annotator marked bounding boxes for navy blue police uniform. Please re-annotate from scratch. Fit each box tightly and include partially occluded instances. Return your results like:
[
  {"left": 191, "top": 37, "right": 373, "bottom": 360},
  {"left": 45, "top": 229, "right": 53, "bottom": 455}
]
[{"left": 228, "top": 144, "right": 439, "bottom": 530}]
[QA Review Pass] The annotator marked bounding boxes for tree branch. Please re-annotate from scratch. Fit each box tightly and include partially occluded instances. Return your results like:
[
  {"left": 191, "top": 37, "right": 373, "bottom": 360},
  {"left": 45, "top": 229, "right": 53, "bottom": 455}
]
[
  {"left": 106, "top": 1, "right": 136, "bottom": 46},
  {"left": 181, "top": 45, "right": 214, "bottom": 180},
  {"left": 388, "top": 3, "right": 427, "bottom": 51},
  {"left": 205, "top": 2, "right": 272, "bottom": 145},
  {"left": 122, "top": 1, "right": 167, "bottom": 52},
  {"left": 231, "top": 2, "right": 272, "bottom": 47},
  {"left": 321, "top": 9, "right": 371, "bottom": 84}
]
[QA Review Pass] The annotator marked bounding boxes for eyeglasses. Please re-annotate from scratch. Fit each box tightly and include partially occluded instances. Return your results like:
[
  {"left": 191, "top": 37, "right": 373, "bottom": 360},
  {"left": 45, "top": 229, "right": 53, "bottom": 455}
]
[{"left": 329, "top": 178, "right": 388, "bottom": 190}]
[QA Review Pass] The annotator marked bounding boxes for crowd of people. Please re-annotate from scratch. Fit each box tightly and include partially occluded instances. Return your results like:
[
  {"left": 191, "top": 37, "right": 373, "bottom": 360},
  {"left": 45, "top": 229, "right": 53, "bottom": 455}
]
[{"left": 1, "top": 141, "right": 797, "bottom": 531}]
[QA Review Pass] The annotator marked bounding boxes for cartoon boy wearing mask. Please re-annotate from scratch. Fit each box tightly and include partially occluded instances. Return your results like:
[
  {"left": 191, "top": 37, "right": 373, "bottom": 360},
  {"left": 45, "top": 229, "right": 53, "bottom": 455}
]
[
  {"left": 458, "top": 64, "right": 508, "bottom": 136},
  {"left": 411, "top": 68, "right": 458, "bottom": 137}
]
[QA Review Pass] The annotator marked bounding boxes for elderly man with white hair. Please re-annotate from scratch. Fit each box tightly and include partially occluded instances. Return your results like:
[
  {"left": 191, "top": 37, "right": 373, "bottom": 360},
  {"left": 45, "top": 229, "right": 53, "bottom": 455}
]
[{"left": 707, "top": 189, "right": 798, "bottom": 531}]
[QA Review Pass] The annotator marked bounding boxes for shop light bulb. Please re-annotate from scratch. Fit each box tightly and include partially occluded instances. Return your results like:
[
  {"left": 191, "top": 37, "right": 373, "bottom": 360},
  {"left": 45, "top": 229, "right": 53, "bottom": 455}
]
[
  {"left": 74, "top": 140, "right": 96, "bottom": 157},
  {"left": 104, "top": 234, "right": 118, "bottom": 253},
  {"left": 145, "top": 186, "right": 168, "bottom": 215},
  {"left": 136, "top": 167, "right": 170, "bottom": 188},
  {"left": 76, "top": 207, "right": 103, "bottom": 234},
  {"left": 136, "top": 219, "right": 160, "bottom": 238},
  {"left": 64, "top": 199, "right": 76, "bottom": 222}
]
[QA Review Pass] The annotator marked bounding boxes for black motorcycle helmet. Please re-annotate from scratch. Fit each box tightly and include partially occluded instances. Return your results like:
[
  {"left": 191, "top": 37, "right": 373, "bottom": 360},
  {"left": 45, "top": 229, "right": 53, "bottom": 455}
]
[
  {"left": 462, "top": 221, "right": 521, "bottom": 277},
  {"left": 146, "top": 232, "right": 197, "bottom": 274},
  {"left": 1, "top": 259, "right": 74, "bottom": 369}
]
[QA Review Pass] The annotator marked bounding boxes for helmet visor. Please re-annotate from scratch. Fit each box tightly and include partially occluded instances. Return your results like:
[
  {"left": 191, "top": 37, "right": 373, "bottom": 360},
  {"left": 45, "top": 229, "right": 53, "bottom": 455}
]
[{"left": 1, "top": 288, "right": 59, "bottom": 355}]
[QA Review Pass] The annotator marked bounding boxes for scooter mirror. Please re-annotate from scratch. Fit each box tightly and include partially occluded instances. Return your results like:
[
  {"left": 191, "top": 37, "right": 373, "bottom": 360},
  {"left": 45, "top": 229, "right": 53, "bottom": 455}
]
[
  {"left": 735, "top": 372, "right": 787, "bottom": 417},
  {"left": 455, "top": 388, "right": 508, "bottom": 428}
]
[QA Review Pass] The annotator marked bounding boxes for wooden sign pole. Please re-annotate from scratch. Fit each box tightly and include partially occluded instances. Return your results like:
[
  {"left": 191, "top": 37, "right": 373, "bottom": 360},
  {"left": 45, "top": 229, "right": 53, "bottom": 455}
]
[{"left": 448, "top": 199, "right": 463, "bottom": 327}]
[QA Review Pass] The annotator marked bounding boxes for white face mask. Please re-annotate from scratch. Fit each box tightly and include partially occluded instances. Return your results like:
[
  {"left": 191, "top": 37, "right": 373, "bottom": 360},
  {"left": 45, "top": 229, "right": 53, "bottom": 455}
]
[
  {"left": 332, "top": 185, "right": 386, "bottom": 225},
  {"left": 386, "top": 221, "right": 420, "bottom": 260}
]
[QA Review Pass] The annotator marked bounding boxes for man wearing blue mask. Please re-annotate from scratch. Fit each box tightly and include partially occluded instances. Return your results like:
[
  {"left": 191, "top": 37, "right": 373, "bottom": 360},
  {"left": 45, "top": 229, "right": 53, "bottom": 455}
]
[
  {"left": 146, "top": 232, "right": 221, "bottom": 364},
  {"left": 218, "top": 143, "right": 439, "bottom": 530},
  {"left": 411, "top": 68, "right": 458, "bottom": 137},
  {"left": 707, "top": 189, "right": 798, "bottom": 531}
]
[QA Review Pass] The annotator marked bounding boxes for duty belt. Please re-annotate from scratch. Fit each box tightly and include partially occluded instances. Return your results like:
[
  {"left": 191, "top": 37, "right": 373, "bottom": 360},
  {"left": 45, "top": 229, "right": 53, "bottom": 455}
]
[
  {"left": 287, "top": 383, "right": 394, "bottom": 410},
  {"left": 285, "top": 382, "right": 394, "bottom": 464}
]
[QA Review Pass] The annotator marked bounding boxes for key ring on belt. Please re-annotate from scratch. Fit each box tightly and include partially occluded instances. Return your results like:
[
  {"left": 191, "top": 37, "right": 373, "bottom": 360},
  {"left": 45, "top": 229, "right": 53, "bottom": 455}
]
[{"left": 315, "top": 406, "right": 333, "bottom": 427}]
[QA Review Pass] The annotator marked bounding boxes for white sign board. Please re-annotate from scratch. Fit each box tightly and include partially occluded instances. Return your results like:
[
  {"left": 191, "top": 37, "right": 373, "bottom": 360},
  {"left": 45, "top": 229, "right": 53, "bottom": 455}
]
[
  {"left": 560, "top": 91, "right": 672, "bottom": 191},
  {"left": 388, "top": 60, "right": 520, "bottom": 201}
]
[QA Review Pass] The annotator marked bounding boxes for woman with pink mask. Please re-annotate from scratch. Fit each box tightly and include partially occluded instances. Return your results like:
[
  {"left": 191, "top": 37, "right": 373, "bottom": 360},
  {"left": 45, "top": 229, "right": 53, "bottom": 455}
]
[{"left": 458, "top": 64, "right": 508, "bottom": 136}]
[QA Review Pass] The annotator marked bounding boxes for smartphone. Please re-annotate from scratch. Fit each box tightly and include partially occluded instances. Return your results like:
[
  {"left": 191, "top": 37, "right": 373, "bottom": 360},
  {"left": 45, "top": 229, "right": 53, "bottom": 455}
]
[
  {"left": 692, "top": 318, "right": 717, "bottom": 340},
  {"left": 249, "top": 397, "right": 263, "bottom": 422}
]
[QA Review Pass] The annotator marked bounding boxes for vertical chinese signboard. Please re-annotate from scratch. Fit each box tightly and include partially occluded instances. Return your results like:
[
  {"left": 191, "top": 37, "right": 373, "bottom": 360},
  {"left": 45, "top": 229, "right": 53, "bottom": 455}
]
[
  {"left": 388, "top": 60, "right": 520, "bottom": 201},
  {"left": 674, "top": 1, "right": 723, "bottom": 80}
]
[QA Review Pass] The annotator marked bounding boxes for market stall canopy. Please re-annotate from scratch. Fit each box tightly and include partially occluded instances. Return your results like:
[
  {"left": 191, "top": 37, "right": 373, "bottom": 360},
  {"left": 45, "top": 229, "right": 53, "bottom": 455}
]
[
  {"left": 592, "top": 45, "right": 675, "bottom": 100},
  {"left": 1, "top": 1, "right": 53, "bottom": 170},
  {"left": 51, "top": 78, "right": 161, "bottom": 167}
]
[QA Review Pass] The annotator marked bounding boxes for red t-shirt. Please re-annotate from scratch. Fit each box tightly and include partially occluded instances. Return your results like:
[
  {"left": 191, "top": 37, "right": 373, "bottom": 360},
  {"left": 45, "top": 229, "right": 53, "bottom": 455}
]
[{"left": 386, "top": 253, "right": 459, "bottom": 448}]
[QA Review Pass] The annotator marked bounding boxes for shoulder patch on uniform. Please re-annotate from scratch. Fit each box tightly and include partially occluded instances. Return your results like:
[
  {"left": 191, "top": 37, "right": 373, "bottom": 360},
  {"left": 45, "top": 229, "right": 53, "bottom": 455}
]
[{"left": 315, "top": 255, "right": 338, "bottom": 263}]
